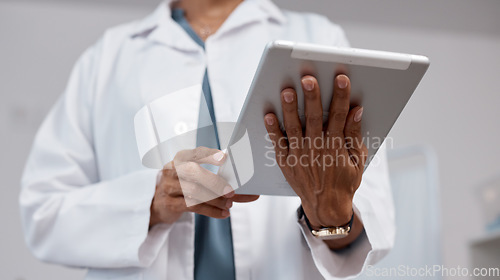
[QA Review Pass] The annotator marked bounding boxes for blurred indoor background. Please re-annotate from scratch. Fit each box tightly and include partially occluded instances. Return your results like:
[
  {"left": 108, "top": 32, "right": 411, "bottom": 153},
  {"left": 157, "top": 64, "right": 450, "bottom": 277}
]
[{"left": 1, "top": 0, "right": 499, "bottom": 279}]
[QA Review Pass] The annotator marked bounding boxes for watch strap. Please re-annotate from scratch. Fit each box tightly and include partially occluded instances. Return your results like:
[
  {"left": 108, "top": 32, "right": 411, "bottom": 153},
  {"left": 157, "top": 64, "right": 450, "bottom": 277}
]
[{"left": 297, "top": 205, "right": 354, "bottom": 237}]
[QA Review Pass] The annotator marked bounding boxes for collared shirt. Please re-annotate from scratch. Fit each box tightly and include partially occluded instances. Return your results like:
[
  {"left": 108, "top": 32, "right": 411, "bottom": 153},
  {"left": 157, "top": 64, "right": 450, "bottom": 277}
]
[{"left": 20, "top": 0, "right": 395, "bottom": 279}]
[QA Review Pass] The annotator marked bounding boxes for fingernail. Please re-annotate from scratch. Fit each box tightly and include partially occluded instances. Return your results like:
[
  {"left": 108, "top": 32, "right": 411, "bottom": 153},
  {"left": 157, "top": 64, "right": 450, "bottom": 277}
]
[
  {"left": 223, "top": 186, "right": 235, "bottom": 198},
  {"left": 222, "top": 209, "right": 230, "bottom": 217},
  {"left": 265, "top": 115, "right": 274, "bottom": 126},
  {"left": 354, "top": 107, "right": 363, "bottom": 122},
  {"left": 283, "top": 90, "right": 294, "bottom": 103},
  {"left": 225, "top": 200, "right": 233, "bottom": 208},
  {"left": 213, "top": 151, "right": 225, "bottom": 162},
  {"left": 301, "top": 77, "right": 314, "bottom": 91},
  {"left": 337, "top": 75, "right": 348, "bottom": 89}
]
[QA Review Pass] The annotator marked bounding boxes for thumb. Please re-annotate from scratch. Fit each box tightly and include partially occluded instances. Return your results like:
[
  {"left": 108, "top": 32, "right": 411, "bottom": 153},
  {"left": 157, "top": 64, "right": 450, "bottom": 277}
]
[{"left": 175, "top": 146, "right": 227, "bottom": 166}]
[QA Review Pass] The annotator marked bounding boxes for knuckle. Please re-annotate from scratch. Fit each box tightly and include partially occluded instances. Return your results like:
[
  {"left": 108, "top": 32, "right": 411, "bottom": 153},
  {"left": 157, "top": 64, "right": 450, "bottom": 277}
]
[
  {"left": 162, "top": 161, "right": 174, "bottom": 170},
  {"left": 179, "top": 162, "right": 201, "bottom": 179},
  {"left": 192, "top": 147, "right": 209, "bottom": 161},
  {"left": 175, "top": 149, "right": 189, "bottom": 161},
  {"left": 156, "top": 187, "right": 169, "bottom": 199},
  {"left": 166, "top": 185, "right": 179, "bottom": 196},
  {"left": 204, "top": 175, "right": 220, "bottom": 191},
  {"left": 213, "top": 197, "right": 226, "bottom": 208},
  {"left": 162, "top": 167, "right": 177, "bottom": 179},
  {"left": 347, "top": 127, "right": 361, "bottom": 137},
  {"left": 287, "top": 136, "right": 301, "bottom": 147},
  {"left": 286, "top": 125, "right": 302, "bottom": 136},
  {"left": 185, "top": 161, "right": 200, "bottom": 173},
  {"left": 333, "top": 112, "right": 348, "bottom": 122},
  {"left": 335, "top": 89, "right": 348, "bottom": 98},
  {"left": 306, "top": 114, "right": 323, "bottom": 125},
  {"left": 166, "top": 199, "right": 181, "bottom": 213},
  {"left": 329, "top": 135, "right": 343, "bottom": 148},
  {"left": 160, "top": 175, "right": 179, "bottom": 191}
]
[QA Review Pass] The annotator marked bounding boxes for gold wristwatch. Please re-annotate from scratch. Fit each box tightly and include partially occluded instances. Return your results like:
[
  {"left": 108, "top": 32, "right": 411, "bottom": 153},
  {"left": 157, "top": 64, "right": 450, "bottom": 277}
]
[{"left": 297, "top": 206, "right": 354, "bottom": 240}]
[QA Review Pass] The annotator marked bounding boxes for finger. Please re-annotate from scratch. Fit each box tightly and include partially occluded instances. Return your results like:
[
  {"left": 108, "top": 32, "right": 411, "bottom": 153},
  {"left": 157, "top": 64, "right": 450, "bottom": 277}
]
[
  {"left": 327, "top": 74, "right": 351, "bottom": 144},
  {"left": 185, "top": 193, "right": 233, "bottom": 210},
  {"left": 176, "top": 180, "right": 221, "bottom": 206},
  {"left": 232, "top": 194, "right": 260, "bottom": 203},
  {"left": 176, "top": 161, "right": 232, "bottom": 197},
  {"left": 158, "top": 168, "right": 184, "bottom": 197},
  {"left": 281, "top": 88, "right": 302, "bottom": 154},
  {"left": 175, "top": 147, "right": 227, "bottom": 166},
  {"left": 188, "top": 203, "right": 231, "bottom": 219},
  {"left": 161, "top": 163, "right": 178, "bottom": 179},
  {"left": 264, "top": 113, "right": 288, "bottom": 166},
  {"left": 344, "top": 106, "right": 367, "bottom": 168},
  {"left": 206, "top": 196, "right": 233, "bottom": 209},
  {"left": 301, "top": 76, "right": 323, "bottom": 142},
  {"left": 162, "top": 160, "right": 175, "bottom": 170}
]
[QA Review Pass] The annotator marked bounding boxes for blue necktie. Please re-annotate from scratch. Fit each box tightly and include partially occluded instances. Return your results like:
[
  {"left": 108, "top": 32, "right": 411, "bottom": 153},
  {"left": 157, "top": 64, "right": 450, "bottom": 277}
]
[{"left": 172, "top": 9, "right": 236, "bottom": 280}]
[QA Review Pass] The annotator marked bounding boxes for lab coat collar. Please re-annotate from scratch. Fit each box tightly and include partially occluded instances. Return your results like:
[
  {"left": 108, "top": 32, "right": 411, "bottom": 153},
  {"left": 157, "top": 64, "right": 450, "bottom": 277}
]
[{"left": 129, "top": 0, "right": 286, "bottom": 50}]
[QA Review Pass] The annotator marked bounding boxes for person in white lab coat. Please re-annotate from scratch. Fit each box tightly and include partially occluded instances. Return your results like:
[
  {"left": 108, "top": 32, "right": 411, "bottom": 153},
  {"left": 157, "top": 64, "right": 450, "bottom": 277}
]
[{"left": 20, "top": 0, "right": 395, "bottom": 279}]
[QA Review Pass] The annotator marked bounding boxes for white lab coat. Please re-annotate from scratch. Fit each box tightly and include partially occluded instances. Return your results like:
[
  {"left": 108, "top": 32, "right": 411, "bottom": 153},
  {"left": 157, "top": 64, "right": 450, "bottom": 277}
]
[{"left": 20, "top": 0, "right": 395, "bottom": 279}]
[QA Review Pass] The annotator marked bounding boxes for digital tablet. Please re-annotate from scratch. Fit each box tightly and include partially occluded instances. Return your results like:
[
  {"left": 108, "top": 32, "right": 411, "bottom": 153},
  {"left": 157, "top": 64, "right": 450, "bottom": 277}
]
[{"left": 218, "top": 40, "right": 430, "bottom": 196}]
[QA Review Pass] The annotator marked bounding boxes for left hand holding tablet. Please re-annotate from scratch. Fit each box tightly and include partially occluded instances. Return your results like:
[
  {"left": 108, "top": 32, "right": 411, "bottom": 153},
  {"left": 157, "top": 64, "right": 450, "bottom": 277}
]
[{"left": 263, "top": 74, "right": 367, "bottom": 229}]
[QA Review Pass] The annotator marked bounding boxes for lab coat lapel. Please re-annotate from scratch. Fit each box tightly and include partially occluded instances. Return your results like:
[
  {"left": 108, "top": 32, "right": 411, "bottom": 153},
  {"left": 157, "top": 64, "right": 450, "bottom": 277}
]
[
  {"left": 210, "top": 0, "right": 286, "bottom": 42},
  {"left": 130, "top": 1, "right": 200, "bottom": 52}
]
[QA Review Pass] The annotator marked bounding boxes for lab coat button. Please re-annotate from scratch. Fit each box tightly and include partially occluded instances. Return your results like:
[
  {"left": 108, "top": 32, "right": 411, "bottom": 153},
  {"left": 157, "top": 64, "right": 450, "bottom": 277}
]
[{"left": 174, "top": 121, "right": 188, "bottom": 135}]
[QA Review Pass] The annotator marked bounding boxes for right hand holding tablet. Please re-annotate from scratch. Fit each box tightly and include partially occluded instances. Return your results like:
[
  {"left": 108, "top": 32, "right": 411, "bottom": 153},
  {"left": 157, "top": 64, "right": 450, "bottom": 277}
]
[{"left": 149, "top": 147, "right": 259, "bottom": 227}]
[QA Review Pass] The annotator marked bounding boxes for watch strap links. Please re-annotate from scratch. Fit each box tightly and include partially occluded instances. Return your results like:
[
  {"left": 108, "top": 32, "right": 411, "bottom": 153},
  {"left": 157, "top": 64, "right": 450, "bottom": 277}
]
[{"left": 297, "top": 205, "right": 354, "bottom": 239}]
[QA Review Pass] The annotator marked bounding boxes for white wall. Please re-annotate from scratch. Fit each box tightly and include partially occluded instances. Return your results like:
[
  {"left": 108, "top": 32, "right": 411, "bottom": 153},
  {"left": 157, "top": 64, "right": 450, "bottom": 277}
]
[
  {"left": 0, "top": 1, "right": 158, "bottom": 279},
  {"left": 1, "top": 0, "right": 499, "bottom": 279}
]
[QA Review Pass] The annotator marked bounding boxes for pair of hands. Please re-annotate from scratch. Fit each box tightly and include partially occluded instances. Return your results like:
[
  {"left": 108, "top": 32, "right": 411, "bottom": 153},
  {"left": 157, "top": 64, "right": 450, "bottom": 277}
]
[{"left": 150, "top": 74, "right": 367, "bottom": 231}]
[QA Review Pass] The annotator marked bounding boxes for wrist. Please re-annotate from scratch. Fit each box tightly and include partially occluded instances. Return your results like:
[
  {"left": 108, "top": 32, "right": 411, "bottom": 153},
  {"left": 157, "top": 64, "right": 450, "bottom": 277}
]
[
  {"left": 304, "top": 202, "right": 353, "bottom": 228},
  {"left": 298, "top": 205, "right": 356, "bottom": 241}
]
